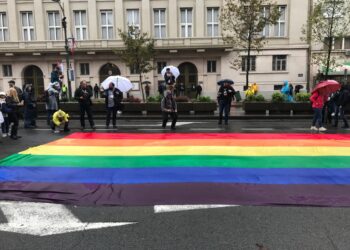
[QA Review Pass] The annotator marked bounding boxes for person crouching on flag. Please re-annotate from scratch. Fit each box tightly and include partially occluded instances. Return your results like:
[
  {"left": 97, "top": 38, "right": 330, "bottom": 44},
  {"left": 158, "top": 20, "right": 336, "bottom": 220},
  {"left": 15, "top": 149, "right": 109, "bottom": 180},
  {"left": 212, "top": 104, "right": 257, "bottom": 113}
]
[
  {"left": 161, "top": 91, "right": 177, "bottom": 130},
  {"left": 51, "top": 109, "right": 70, "bottom": 133}
]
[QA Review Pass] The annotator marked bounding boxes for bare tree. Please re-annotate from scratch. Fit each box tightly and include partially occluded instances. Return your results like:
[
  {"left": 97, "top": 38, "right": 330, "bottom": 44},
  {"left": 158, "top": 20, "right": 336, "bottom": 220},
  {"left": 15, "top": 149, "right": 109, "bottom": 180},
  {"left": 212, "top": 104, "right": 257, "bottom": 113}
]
[{"left": 221, "top": 0, "right": 281, "bottom": 88}]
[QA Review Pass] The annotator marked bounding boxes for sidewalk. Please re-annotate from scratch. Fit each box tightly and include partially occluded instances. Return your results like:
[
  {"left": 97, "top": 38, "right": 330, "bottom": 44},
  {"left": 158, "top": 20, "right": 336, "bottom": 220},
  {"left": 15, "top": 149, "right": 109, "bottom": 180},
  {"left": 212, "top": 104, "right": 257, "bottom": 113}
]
[{"left": 37, "top": 104, "right": 313, "bottom": 120}]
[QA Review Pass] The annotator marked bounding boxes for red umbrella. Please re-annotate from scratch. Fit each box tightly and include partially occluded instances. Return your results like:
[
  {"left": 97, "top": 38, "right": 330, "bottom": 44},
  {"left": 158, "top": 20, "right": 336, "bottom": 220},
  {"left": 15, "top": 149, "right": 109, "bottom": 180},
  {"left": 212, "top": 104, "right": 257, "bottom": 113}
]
[{"left": 312, "top": 80, "right": 341, "bottom": 95}]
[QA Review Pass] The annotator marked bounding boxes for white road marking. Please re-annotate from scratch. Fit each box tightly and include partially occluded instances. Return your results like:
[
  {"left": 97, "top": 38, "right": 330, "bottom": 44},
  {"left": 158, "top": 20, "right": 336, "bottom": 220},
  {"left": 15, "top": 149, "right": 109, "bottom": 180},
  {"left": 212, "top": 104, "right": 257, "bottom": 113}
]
[
  {"left": 190, "top": 128, "right": 223, "bottom": 131},
  {"left": 154, "top": 205, "right": 239, "bottom": 213},
  {"left": 0, "top": 201, "right": 136, "bottom": 236},
  {"left": 241, "top": 128, "right": 275, "bottom": 131}
]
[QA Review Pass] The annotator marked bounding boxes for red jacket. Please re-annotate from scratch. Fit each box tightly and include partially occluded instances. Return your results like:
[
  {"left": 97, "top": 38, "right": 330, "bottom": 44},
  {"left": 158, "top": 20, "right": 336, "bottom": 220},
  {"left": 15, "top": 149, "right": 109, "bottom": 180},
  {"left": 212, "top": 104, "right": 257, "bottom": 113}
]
[{"left": 310, "top": 91, "right": 326, "bottom": 109}]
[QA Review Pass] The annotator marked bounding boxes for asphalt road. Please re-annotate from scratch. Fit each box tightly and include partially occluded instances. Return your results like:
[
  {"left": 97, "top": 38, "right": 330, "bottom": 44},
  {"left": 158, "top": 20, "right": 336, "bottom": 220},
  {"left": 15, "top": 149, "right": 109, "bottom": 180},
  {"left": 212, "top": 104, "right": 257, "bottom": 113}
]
[{"left": 1, "top": 119, "right": 350, "bottom": 250}]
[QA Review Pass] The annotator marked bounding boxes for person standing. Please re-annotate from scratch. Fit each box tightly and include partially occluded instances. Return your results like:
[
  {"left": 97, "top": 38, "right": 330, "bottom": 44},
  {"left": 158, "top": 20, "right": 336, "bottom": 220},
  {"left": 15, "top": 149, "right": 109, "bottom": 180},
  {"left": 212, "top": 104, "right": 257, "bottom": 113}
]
[
  {"left": 94, "top": 84, "right": 100, "bottom": 99},
  {"left": 75, "top": 80, "right": 96, "bottom": 130},
  {"left": 196, "top": 84, "right": 202, "bottom": 99},
  {"left": 6, "top": 88, "right": 22, "bottom": 140},
  {"left": 46, "top": 82, "right": 59, "bottom": 125},
  {"left": 0, "top": 92, "right": 9, "bottom": 137},
  {"left": 145, "top": 83, "right": 150, "bottom": 98},
  {"left": 164, "top": 68, "right": 175, "bottom": 86},
  {"left": 333, "top": 85, "right": 350, "bottom": 128},
  {"left": 281, "top": 80, "right": 294, "bottom": 102},
  {"left": 217, "top": 81, "right": 235, "bottom": 125},
  {"left": 310, "top": 89, "right": 327, "bottom": 131},
  {"left": 23, "top": 84, "right": 37, "bottom": 128},
  {"left": 104, "top": 82, "right": 122, "bottom": 129},
  {"left": 61, "top": 84, "right": 68, "bottom": 102},
  {"left": 51, "top": 65, "right": 61, "bottom": 84},
  {"left": 158, "top": 83, "right": 165, "bottom": 96},
  {"left": 8, "top": 80, "right": 23, "bottom": 102},
  {"left": 179, "top": 82, "right": 185, "bottom": 96},
  {"left": 161, "top": 91, "right": 177, "bottom": 130}
]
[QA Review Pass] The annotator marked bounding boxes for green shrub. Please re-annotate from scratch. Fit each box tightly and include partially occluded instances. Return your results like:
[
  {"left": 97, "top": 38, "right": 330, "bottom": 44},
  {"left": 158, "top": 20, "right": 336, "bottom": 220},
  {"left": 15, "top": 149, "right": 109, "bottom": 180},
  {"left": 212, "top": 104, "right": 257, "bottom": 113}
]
[
  {"left": 254, "top": 94, "right": 265, "bottom": 102},
  {"left": 196, "top": 96, "right": 214, "bottom": 103},
  {"left": 245, "top": 94, "right": 265, "bottom": 102},
  {"left": 147, "top": 95, "right": 162, "bottom": 102},
  {"left": 271, "top": 92, "right": 284, "bottom": 103},
  {"left": 295, "top": 93, "right": 311, "bottom": 102},
  {"left": 245, "top": 95, "right": 256, "bottom": 102}
]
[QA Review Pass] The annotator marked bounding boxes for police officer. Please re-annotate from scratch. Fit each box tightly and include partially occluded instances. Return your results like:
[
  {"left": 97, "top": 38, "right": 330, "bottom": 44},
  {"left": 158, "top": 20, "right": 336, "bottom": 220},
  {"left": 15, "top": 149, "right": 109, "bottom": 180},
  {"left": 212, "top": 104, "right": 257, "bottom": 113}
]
[{"left": 217, "top": 81, "right": 235, "bottom": 125}]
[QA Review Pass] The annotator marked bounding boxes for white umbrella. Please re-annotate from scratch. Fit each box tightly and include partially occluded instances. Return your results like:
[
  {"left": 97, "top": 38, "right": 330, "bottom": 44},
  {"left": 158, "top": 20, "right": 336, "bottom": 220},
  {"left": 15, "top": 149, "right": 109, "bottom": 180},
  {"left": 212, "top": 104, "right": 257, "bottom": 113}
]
[
  {"left": 161, "top": 65, "right": 180, "bottom": 79},
  {"left": 101, "top": 76, "right": 134, "bottom": 93}
]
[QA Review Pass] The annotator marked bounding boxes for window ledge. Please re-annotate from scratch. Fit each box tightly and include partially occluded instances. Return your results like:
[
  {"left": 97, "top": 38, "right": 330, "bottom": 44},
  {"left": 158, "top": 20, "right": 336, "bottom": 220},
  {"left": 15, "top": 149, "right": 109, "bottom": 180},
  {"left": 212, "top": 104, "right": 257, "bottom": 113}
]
[{"left": 239, "top": 71, "right": 289, "bottom": 75}]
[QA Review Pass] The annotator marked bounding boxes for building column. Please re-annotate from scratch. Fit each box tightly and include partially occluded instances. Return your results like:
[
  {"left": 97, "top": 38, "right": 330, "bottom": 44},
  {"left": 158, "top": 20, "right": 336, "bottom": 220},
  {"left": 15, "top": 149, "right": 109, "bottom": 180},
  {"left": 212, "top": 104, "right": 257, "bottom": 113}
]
[
  {"left": 141, "top": 0, "right": 151, "bottom": 34},
  {"left": 62, "top": 0, "right": 73, "bottom": 37},
  {"left": 7, "top": 0, "right": 19, "bottom": 41},
  {"left": 88, "top": 0, "right": 98, "bottom": 40},
  {"left": 34, "top": 0, "right": 45, "bottom": 41},
  {"left": 195, "top": 0, "right": 205, "bottom": 37},
  {"left": 115, "top": 0, "right": 124, "bottom": 33},
  {"left": 168, "top": 0, "right": 177, "bottom": 38}
]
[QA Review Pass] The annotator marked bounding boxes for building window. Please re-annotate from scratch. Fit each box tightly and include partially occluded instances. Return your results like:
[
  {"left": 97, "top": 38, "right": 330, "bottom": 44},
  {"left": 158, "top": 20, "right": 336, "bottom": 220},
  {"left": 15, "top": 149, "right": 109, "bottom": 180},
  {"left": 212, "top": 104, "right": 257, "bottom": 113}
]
[
  {"left": 80, "top": 63, "right": 90, "bottom": 75},
  {"left": 2, "top": 65, "right": 12, "bottom": 77},
  {"left": 242, "top": 56, "right": 256, "bottom": 72},
  {"left": 272, "top": 55, "right": 287, "bottom": 71},
  {"left": 274, "top": 6, "right": 286, "bottom": 37},
  {"left": 74, "top": 10, "right": 87, "bottom": 40},
  {"left": 154, "top": 9, "right": 166, "bottom": 38},
  {"left": 261, "top": 6, "right": 270, "bottom": 37},
  {"left": 180, "top": 8, "right": 192, "bottom": 38},
  {"left": 48, "top": 11, "right": 61, "bottom": 40},
  {"left": 21, "top": 12, "right": 35, "bottom": 41},
  {"left": 345, "top": 37, "right": 350, "bottom": 50},
  {"left": 0, "top": 13, "right": 8, "bottom": 41},
  {"left": 130, "top": 64, "right": 140, "bottom": 75},
  {"left": 207, "top": 60, "right": 217, "bottom": 73},
  {"left": 127, "top": 9, "right": 140, "bottom": 30},
  {"left": 207, "top": 7, "right": 219, "bottom": 37},
  {"left": 100, "top": 10, "right": 113, "bottom": 40},
  {"left": 157, "top": 62, "right": 166, "bottom": 74}
]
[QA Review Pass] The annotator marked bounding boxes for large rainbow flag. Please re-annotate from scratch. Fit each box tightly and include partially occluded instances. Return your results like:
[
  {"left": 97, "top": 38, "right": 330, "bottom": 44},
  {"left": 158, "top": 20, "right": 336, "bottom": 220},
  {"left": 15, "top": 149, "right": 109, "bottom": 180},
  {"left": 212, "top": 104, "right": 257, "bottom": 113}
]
[{"left": 1, "top": 132, "right": 350, "bottom": 206}]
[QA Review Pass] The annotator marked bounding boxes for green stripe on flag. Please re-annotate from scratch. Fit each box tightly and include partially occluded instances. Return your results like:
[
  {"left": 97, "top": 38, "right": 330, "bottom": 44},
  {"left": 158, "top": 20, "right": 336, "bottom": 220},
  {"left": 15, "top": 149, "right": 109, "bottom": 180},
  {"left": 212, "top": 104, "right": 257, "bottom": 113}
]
[{"left": 0, "top": 154, "right": 349, "bottom": 169}]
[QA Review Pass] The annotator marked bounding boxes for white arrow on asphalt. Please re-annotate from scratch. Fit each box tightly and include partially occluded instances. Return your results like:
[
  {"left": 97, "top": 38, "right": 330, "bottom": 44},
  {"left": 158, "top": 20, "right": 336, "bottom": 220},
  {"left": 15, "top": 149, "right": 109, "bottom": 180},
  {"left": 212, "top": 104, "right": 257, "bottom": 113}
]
[
  {"left": 154, "top": 205, "right": 239, "bottom": 213},
  {"left": 0, "top": 201, "right": 136, "bottom": 236}
]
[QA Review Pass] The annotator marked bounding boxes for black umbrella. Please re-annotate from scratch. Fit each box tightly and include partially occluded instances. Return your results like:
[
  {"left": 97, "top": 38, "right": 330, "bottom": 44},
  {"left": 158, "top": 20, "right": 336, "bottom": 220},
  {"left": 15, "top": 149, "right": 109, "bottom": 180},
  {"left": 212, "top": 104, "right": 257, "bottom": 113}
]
[{"left": 217, "top": 79, "right": 234, "bottom": 85}]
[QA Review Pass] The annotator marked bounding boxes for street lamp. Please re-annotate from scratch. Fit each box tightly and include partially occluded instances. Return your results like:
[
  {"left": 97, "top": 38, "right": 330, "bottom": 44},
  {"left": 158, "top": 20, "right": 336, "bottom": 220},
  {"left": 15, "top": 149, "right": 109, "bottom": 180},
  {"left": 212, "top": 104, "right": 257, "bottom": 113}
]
[{"left": 52, "top": 0, "right": 72, "bottom": 99}]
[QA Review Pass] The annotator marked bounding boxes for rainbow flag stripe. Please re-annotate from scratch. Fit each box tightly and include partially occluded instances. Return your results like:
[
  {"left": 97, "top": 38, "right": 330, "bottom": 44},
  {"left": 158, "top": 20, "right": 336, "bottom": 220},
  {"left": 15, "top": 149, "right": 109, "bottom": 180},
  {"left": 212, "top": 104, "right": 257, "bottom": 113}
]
[{"left": 1, "top": 132, "right": 350, "bottom": 206}]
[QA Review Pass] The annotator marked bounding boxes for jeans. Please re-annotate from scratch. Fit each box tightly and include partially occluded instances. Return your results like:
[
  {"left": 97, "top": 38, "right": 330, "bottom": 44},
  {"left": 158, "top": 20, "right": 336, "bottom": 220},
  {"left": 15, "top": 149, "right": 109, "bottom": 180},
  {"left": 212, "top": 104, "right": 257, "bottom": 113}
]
[
  {"left": 1, "top": 117, "right": 9, "bottom": 134},
  {"left": 80, "top": 104, "right": 94, "bottom": 128},
  {"left": 162, "top": 112, "right": 178, "bottom": 128},
  {"left": 219, "top": 100, "right": 231, "bottom": 124},
  {"left": 312, "top": 108, "right": 323, "bottom": 127},
  {"left": 106, "top": 107, "right": 117, "bottom": 126}
]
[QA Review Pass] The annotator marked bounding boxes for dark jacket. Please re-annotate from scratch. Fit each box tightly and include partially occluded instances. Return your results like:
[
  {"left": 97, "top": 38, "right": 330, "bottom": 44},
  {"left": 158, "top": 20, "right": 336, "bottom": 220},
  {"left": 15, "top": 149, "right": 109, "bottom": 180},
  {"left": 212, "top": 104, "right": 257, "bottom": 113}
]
[
  {"left": 104, "top": 88, "right": 123, "bottom": 108},
  {"left": 161, "top": 96, "right": 177, "bottom": 112},
  {"left": 338, "top": 87, "right": 350, "bottom": 107},
  {"left": 218, "top": 85, "right": 235, "bottom": 102},
  {"left": 6, "top": 96, "right": 19, "bottom": 114},
  {"left": 51, "top": 70, "right": 60, "bottom": 83},
  {"left": 74, "top": 87, "right": 93, "bottom": 106},
  {"left": 164, "top": 73, "right": 175, "bottom": 85}
]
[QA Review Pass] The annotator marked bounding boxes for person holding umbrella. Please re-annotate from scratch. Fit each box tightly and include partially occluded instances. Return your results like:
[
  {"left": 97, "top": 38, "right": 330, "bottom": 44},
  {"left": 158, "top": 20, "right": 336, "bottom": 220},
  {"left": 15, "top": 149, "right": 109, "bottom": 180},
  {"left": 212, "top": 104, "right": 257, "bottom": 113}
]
[
  {"left": 310, "top": 80, "right": 341, "bottom": 131},
  {"left": 74, "top": 80, "right": 96, "bottom": 130},
  {"left": 161, "top": 90, "right": 177, "bottom": 130},
  {"left": 217, "top": 80, "right": 235, "bottom": 125},
  {"left": 164, "top": 68, "right": 175, "bottom": 86},
  {"left": 104, "top": 82, "right": 123, "bottom": 129}
]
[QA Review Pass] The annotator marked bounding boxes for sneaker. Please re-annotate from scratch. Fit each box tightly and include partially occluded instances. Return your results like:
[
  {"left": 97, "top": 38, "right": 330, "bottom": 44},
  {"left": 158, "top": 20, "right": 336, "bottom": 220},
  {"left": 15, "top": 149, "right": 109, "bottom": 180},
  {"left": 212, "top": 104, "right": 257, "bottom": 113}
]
[
  {"left": 310, "top": 126, "right": 317, "bottom": 130},
  {"left": 2, "top": 134, "right": 6, "bottom": 138},
  {"left": 318, "top": 127, "right": 327, "bottom": 132}
]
